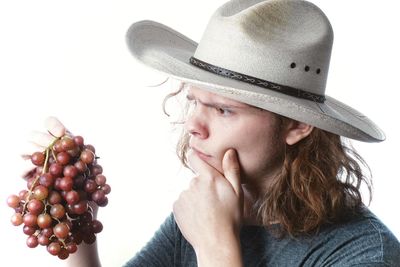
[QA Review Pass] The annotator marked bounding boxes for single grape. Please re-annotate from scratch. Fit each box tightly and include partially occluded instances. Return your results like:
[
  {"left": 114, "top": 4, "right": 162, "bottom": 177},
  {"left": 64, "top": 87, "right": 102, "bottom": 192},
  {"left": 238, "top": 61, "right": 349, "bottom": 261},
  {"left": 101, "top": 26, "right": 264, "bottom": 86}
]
[
  {"left": 91, "top": 220, "right": 103, "bottom": 234},
  {"left": 97, "top": 197, "right": 108, "bottom": 207},
  {"left": 53, "top": 139, "right": 64, "bottom": 153},
  {"left": 39, "top": 173, "right": 54, "bottom": 187},
  {"left": 59, "top": 176, "right": 73, "bottom": 191},
  {"left": 65, "top": 190, "right": 80, "bottom": 205},
  {"left": 91, "top": 190, "right": 105, "bottom": 204},
  {"left": 26, "top": 235, "right": 39, "bottom": 248},
  {"left": 23, "top": 213, "right": 38, "bottom": 227},
  {"left": 74, "top": 160, "right": 87, "bottom": 173},
  {"left": 90, "top": 164, "right": 103, "bottom": 176},
  {"left": 33, "top": 185, "right": 49, "bottom": 200},
  {"left": 41, "top": 227, "right": 53, "bottom": 237},
  {"left": 23, "top": 225, "right": 37, "bottom": 235},
  {"left": 63, "top": 165, "right": 78, "bottom": 178},
  {"left": 101, "top": 184, "right": 111, "bottom": 195},
  {"left": 72, "top": 200, "right": 88, "bottom": 215},
  {"left": 6, "top": 194, "right": 20, "bottom": 208},
  {"left": 95, "top": 174, "right": 106, "bottom": 186},
  {"left": 61, "top": 136, "right": 76, "bottom": 151},
  {"left": 31, "top": 152, "right": 45, "bottom": 166},
  {"left": 66, "top": 242, "right": 77, "bottom": 254},
  {"left": 53, "top": 222, "right": 69, "bottom": 239},
  {"left": 80, "top": 149, "right": 95, "bottom": 164},
  {"left": 11, "top": 213, "right": 23, "bottom": 226},
  {"left": 37, "top": 213, "right": 52, "bottom": 229},
  {"left": 27, "top": 199, "right": 44, "bottom": 215},
  {"left": 50, "top": 204, "right": 66, "bottom": 219},
  {"left": 56, "top": 152, "right": 71, "bottom": 165},
  {"left": 47, "top": 242, "right": 61, "bottom": 256},
  {"left": 37, "top": 234, "right": 50, "bottom": 246},
  {"left": 58, "top": 247, "right": 70, "bottom": 260},
  {"left": 48, "top": 190, "right": 62, "bottom": 205},
  {"left": 84, "top": 179, "right": 97, "bottom": 194},
  {"left": 73, "top": 136, "right": 84, "bottom": 147},
  {"left": 49, "top": 163, "right": 63, "bottom": 177}
]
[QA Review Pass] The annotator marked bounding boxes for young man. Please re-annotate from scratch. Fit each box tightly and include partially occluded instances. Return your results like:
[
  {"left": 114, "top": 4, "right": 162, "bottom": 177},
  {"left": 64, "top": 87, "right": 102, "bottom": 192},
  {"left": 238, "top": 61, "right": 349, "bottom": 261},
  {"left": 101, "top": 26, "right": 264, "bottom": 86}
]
[{"left": 31, "top": 0, "right": 400, "bottom": 266}]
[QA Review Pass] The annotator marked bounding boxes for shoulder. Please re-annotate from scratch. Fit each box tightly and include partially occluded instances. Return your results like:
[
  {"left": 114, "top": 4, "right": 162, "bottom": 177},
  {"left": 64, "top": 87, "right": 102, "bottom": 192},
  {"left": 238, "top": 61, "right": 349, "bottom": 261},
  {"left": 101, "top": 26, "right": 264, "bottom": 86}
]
[{"left": 313, "top": 207, "right": 400, "bottom": 266}]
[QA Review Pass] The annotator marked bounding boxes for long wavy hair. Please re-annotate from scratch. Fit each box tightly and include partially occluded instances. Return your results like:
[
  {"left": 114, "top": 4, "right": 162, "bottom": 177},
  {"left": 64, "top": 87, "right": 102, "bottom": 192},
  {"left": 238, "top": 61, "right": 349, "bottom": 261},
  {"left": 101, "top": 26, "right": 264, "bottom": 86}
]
[{"left": 163, "top": 79, "right": 372, "bottom": 237}]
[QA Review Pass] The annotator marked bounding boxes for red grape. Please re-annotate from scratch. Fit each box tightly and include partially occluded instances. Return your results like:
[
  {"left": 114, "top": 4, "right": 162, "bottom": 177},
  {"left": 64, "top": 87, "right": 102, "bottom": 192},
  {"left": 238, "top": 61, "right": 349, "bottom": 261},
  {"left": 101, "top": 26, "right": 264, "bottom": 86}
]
[
  {"left": 47, "top": 242, "right": 61, "bottom": 256},
  {"left": 7, "top": 132, "right": 110, "bottom": 260},
  {"left": 80, "top": 149, "right": 95, "bottom": 164},
  {"left": 11, "top": 213, "right": 23, "bottom": 226},
  {"left": 26, "top": 235, "right": 39, "bottom": 248},
  {"left": 31, "top": 152, "right": 45, "bottom": 166},
  {"left": 37, "top": 213, "right": 52, "bottom": 229},
  {"left": 54, "top": 223, "right": 69, "bottom": 239},
  {"left": 6, "top": 194, "right": 20, "bottom": 208}
]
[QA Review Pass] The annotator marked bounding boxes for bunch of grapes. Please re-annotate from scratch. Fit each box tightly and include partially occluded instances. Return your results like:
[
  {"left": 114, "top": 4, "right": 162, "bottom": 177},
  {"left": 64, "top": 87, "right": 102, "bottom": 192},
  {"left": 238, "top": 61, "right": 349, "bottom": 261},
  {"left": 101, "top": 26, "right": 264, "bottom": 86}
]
[{"left": 6, "top": 134, "right": 111, "bottom": 260}]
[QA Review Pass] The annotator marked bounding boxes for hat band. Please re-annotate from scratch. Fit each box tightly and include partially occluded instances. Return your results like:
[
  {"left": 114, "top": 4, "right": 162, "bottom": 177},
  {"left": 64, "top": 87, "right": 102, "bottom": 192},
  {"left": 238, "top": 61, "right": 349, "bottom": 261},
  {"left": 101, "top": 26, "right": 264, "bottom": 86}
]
[{"left": 189, "top": 56, "right": 326, "bottom": 103}]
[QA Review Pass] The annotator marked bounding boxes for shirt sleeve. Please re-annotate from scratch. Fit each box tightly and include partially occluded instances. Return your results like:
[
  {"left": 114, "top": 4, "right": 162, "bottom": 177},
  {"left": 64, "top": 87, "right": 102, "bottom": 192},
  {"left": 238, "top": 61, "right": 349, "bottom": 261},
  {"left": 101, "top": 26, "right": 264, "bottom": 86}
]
[{"left": 123, "top": 213, "right": 177, "bottom": 267}]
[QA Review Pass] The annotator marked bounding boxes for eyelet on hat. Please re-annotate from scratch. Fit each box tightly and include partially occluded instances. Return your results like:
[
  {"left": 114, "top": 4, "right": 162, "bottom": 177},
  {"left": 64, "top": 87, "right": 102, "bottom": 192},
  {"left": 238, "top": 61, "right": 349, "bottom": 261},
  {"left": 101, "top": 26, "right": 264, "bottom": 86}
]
[
  {"left": 316, "top": 68, "right": 321, "bottom": 74},
  {"left": 305, "top": 66, "right": 310, "bottom": 72},
  {"left": 290, "top": 62, "right": 296, "bottom": 68}
]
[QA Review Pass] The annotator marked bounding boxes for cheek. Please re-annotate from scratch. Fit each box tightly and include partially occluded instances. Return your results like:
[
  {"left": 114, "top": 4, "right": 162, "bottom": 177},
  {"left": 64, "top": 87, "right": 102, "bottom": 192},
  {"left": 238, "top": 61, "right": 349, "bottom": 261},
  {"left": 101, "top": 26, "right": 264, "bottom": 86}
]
[{"left": 235, "top": 130, "right": 285, "bottom": 182}]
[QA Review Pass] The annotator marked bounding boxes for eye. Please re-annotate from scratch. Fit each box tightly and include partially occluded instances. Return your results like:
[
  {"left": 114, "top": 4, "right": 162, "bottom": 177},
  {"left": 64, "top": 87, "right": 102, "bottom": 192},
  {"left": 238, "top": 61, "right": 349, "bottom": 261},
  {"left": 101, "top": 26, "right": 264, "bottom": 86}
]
[{"left": 216, "top": 107, "right": 233, "bottom": 116}]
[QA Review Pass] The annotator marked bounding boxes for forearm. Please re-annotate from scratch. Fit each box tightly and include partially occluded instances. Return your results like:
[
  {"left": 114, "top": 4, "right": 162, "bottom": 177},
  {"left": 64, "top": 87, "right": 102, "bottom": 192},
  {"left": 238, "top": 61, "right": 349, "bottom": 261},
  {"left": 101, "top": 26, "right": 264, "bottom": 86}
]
[{"left": 63, "top": 241, "right": 101, "bottom": 267}]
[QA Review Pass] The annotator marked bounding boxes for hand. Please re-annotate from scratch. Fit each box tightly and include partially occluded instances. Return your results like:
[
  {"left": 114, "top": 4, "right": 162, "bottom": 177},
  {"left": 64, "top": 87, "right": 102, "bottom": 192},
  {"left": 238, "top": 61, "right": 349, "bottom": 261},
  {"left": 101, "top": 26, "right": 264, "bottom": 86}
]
[
  {"left": 20, "top": 117, "right": 100, "bottom": 218},
  {"left": 173, "top": 148, "right": 244, "bottom": 254},
  {"left": 21, "top": 116, "right": 66, "bottom": 180}
]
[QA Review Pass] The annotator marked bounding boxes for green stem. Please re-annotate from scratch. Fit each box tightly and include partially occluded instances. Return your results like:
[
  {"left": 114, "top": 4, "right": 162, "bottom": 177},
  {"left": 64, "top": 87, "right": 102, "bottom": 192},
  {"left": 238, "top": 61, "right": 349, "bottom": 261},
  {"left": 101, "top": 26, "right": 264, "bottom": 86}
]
[{"left": 22, "top": 136, "right": 62, "bottom": 214}]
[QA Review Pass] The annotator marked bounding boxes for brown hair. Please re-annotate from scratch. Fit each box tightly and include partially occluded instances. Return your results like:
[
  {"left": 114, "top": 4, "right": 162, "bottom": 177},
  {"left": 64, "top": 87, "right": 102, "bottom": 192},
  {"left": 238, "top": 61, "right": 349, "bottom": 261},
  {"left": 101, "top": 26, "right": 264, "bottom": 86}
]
[
  {"left": 254, "top": 117, "right": 371, "bottom": 236},
  {"left": 164, "top": 80, "right": 372, "bottom": 237}
]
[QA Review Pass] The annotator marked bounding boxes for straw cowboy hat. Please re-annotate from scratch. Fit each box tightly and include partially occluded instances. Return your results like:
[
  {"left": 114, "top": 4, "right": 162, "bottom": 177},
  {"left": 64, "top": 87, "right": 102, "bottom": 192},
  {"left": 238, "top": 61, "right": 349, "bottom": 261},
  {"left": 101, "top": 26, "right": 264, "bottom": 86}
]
[{"left": 125, "top": 0, "right": 385, "bottom": 142}]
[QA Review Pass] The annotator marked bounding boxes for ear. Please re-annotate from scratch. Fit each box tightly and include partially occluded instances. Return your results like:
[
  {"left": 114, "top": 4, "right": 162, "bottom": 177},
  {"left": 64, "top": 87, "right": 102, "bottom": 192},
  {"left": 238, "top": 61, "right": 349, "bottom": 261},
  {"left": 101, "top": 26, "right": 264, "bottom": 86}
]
[{"left": 285, "top": 121, "right": 314, "bottom": 145}]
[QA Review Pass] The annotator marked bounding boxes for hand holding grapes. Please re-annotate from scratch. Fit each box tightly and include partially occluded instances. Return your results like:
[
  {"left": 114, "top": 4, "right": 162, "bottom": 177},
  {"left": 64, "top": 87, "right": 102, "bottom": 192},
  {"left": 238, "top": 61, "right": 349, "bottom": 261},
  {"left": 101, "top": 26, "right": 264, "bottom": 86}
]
[{"left": 6, "top": 117, "right": 111, "bottom": 260}]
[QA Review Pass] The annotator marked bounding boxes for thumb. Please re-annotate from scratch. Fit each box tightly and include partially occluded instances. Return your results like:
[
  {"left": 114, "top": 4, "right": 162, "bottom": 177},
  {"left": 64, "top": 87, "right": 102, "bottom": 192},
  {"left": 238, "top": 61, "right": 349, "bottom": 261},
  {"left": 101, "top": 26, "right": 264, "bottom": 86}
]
[{"left": 222, "top": 149, "right": 242, "bottom": 197}]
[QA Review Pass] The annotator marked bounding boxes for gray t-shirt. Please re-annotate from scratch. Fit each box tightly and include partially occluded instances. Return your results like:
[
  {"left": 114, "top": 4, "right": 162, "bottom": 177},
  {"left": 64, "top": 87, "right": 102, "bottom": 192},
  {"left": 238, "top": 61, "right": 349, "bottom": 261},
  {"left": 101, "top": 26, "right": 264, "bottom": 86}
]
[{"left": 124, "top": 207, "right": 400, "bottom": 266}]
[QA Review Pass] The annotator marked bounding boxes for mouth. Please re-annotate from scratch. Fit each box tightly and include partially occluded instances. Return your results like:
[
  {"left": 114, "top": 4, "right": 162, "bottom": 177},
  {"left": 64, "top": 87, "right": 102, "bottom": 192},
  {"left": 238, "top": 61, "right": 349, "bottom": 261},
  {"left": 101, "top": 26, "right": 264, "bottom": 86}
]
[{"left": 191, "top": 147, "right": 212, "bottom": 161}]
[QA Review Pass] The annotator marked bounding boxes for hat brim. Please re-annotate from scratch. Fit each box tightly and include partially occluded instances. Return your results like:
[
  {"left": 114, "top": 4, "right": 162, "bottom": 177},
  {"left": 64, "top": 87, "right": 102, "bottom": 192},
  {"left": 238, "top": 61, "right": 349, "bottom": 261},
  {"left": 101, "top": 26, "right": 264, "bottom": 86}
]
[{"left": 126, "top": 20, "right": 385, "bottom": 142}]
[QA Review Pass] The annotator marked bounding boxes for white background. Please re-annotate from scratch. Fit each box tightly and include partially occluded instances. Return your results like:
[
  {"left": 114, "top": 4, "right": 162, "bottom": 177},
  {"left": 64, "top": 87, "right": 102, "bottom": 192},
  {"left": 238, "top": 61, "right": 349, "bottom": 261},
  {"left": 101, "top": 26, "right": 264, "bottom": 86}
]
[{"left": 0, "top": 0, "right": 399, "bottom": 266}]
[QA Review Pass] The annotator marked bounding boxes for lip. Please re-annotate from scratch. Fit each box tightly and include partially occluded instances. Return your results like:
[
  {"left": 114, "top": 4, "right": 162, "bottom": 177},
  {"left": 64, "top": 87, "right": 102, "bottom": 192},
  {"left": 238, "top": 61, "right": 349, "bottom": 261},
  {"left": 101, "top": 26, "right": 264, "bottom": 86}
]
[{"left": 191, "top": 147, "right": 212, "bottom": 161}]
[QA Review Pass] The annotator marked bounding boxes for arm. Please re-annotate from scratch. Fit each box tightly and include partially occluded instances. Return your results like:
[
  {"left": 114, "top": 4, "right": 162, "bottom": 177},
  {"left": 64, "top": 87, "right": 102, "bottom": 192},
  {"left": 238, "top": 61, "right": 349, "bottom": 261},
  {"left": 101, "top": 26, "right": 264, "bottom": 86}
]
[
  {"left": 173, "top": 149, "right": 244, "bottom": 267},
  {"left": 63, "top": 242, "right": 101, "bottom": 267},
  {"left": 195, "top": 232, "right": 243, "bottom": 267}
]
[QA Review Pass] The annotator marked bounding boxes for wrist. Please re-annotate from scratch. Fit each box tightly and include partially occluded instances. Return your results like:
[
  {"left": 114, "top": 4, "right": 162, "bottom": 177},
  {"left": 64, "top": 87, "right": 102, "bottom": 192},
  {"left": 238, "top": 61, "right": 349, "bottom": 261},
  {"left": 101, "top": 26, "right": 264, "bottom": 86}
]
[{"left": 195, "top": 230, "right": 243, "bottom": 267}]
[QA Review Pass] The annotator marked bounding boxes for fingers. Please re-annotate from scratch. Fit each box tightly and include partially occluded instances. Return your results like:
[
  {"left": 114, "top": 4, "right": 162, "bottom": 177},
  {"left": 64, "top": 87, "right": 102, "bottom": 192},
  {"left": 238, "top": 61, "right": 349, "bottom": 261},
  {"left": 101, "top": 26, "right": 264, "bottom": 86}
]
[
  {"left": 29, "top": 131, "right": 56, "bottom": 148},
  {"left": 222, "top": 149, "right": 242, "bottom": 197},
  {"left": 187, "top": 149, "right": 221, "bottom": 178},
  {"left": 44, "top": 116, "right": 66, "bottom": 138},
  {"left": 187, "top": 148, "right": 242, "bottom": 198}
]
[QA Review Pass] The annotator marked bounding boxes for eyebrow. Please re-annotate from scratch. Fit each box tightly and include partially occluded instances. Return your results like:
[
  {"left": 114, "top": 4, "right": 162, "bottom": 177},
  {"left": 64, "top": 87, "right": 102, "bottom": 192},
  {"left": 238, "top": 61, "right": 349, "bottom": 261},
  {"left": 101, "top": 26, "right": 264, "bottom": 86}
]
[{"left": 186, "top": 93, "right": 246, "bottom": 109}]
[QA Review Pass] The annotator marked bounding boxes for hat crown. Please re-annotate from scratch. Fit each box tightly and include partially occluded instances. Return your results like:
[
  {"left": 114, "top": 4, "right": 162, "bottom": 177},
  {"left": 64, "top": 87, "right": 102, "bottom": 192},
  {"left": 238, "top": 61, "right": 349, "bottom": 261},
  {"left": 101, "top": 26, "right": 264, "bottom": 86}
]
[{"left": 194, "top": 0, "right": 334, "bottom": 95}]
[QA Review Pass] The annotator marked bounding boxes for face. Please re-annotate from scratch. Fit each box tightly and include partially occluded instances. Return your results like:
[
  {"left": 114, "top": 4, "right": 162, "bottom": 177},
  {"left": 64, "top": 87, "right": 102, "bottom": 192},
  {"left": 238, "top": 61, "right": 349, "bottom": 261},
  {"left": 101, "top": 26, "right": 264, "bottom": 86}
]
[{"left": 184, "top": 85, "right": 287, "bottom": 187}]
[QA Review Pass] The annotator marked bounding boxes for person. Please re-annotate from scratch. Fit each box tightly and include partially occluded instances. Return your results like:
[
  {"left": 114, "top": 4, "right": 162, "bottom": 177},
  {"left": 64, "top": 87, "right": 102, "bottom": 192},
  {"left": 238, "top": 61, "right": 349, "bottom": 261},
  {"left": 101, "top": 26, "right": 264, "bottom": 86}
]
[{"left": 28, "top": 0, "right": 400, "bottom": 266}]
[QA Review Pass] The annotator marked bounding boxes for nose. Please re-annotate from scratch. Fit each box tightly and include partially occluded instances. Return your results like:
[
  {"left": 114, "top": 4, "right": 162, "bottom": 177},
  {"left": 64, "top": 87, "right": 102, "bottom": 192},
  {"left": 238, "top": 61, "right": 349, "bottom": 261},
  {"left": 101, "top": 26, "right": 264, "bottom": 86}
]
[{"left": 184, "top": 106, "right": 209, "bottom": 139}]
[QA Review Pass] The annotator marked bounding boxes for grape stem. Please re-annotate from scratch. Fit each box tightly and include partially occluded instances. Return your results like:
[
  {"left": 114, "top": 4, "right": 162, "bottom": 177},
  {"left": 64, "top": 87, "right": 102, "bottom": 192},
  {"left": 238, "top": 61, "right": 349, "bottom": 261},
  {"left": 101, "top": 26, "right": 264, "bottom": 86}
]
[{"left": 22, "top": 136, "right": 62, "bottom": 214}]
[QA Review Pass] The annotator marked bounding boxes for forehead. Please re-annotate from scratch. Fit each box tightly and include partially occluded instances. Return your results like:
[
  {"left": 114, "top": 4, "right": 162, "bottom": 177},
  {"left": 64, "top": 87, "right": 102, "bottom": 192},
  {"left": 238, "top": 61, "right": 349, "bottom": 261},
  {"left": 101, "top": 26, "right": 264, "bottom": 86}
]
[{"left": 186, "top": 84, "right": 251, "bottom": 108}]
